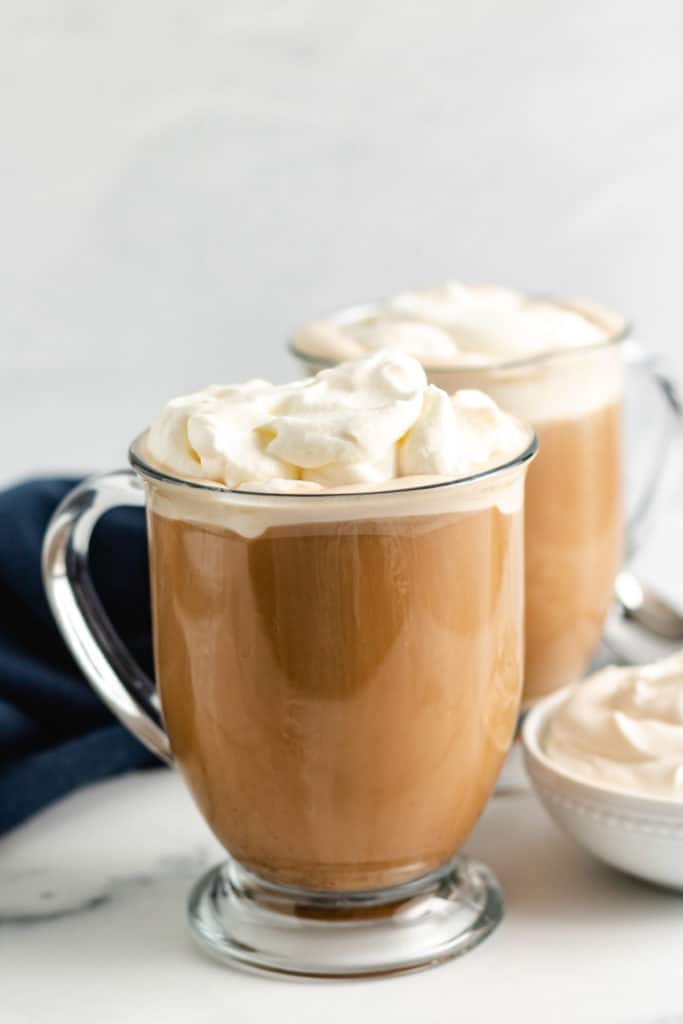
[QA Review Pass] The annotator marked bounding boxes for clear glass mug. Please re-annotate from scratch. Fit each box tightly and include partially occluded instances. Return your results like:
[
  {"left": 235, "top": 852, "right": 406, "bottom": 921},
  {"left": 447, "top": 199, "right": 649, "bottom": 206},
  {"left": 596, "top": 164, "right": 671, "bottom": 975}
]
[
  {"left": 291, "top": 301, "right": 682, "bottom": 704},
  {"left": 42, "top": 429, "right": 536, "bottom": 978}
]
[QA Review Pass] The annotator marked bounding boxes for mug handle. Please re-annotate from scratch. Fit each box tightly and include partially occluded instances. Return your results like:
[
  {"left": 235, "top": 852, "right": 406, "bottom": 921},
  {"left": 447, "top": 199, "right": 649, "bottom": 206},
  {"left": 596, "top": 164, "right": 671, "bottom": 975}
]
[
  {"left": 623, "top": 341, "right": 682, "bottom": 561},
  {"left": 41, "top": 469, "right": 173, "bottom": 765}
]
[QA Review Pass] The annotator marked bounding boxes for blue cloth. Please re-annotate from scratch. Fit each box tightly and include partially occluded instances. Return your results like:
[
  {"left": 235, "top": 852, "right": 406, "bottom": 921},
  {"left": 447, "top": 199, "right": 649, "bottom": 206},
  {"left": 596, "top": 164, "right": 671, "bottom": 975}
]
[{"left": 0, "top": 478, "right": 159, "bottom": 833}]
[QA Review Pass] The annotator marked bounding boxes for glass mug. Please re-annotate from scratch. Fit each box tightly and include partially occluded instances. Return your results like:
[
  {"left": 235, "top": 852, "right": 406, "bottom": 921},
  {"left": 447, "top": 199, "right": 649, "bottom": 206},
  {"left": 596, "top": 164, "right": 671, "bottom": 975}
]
[
  {"left": 291, "top": 301, "right": 681, "bottom": 703},
  {"left": 43, "top": 429, "right": 536, "bottom": 978}
]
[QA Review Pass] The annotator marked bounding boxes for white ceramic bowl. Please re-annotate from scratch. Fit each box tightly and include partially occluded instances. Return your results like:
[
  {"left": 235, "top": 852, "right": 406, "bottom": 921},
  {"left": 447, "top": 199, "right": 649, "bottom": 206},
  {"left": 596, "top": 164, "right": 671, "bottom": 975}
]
[{"left": 522, "top": 688, "right": 683, "bottom": 890}]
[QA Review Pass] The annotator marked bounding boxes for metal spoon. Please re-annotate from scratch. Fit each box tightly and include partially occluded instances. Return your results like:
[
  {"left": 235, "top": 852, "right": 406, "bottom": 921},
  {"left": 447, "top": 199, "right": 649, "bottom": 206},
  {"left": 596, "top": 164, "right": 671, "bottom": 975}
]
[
  {"left": 601, "top": 572, "right": 683, "bottom": 666},
  {"left": 613, "top": 570, "right": 683, "bottom": 642}
]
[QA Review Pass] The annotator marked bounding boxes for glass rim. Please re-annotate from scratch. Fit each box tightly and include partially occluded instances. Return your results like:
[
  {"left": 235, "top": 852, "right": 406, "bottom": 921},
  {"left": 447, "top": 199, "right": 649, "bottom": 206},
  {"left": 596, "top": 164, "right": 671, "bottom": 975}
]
[
  {"left": 288, "top": 294, "right": 630, "bottom": 375},
  {"left": 129, "top": 429, "right": 538, "bottom": 502}
]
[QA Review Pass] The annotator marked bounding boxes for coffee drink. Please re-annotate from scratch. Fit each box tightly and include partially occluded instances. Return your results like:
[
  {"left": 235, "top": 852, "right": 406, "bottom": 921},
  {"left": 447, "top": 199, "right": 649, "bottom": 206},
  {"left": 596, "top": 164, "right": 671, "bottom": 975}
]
[
  {"left": 522, "top": 399, "right": 622, "bottom": 698},
  {"left": 141, "top": 349, "right": 535, "bottom": 890},
  {"left": 149, "top": 501, "right": 522, "bottom": 890},
  {"left": 293, "top": 285, "right": 625, "bottom": 702},
  {"left": 43, "top": 347, "right": 537, "bottom": 973}
]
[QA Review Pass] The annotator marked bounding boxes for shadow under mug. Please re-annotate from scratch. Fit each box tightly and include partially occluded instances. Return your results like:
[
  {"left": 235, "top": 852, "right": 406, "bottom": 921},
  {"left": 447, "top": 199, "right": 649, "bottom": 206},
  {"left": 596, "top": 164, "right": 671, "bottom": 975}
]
[
  {"left": 290, "top": 305, "right": 682, "bottom": 703},
  {"left": 42, "top": 432, "right": 536, "bottom": 978}
]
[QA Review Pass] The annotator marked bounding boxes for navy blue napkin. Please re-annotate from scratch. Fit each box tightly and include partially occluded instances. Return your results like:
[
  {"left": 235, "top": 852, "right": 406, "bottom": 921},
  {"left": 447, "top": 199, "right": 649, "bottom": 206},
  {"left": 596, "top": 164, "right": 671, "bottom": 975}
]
[{"left": 0, "top": 478, "right": 159, "bottom": 834}]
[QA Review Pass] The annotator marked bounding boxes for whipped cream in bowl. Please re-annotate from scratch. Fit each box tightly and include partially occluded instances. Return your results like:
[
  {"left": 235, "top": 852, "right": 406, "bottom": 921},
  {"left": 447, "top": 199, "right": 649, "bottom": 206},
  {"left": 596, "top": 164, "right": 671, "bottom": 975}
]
[
  {"left": 523, "top": 653, "right": 683, "bottom": 889},
  {"left": 545, "top": 654, "right": 683, "bottom": 800}
]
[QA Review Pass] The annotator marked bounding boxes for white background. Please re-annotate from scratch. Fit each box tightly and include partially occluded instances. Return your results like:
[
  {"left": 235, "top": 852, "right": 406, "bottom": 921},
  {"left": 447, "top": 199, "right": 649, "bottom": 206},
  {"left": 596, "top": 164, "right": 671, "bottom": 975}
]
[{"left": 2, "top": 0, "right": 683, "bottom": 482}]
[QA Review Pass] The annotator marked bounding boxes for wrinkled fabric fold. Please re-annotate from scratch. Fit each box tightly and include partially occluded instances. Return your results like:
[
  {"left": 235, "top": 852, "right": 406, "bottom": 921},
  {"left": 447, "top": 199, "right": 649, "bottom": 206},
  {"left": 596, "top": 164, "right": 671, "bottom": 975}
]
[{"left": 0, "top": 478, "right": 159, "bottom": 833}]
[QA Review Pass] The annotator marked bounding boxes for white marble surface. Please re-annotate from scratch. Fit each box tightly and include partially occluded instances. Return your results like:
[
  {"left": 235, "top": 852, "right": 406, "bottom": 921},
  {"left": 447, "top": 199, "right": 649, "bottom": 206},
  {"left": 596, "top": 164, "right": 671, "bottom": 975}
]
[{"left": 1, "top": 764, "right": 683, "bottom": 1024}]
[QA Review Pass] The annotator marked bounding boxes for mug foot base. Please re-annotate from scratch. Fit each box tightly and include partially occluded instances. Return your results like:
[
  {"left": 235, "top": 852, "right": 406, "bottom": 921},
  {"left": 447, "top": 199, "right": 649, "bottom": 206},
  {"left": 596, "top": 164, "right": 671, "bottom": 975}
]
[{"left": 187, "top": 854, "right": 503, "bottom": 979}]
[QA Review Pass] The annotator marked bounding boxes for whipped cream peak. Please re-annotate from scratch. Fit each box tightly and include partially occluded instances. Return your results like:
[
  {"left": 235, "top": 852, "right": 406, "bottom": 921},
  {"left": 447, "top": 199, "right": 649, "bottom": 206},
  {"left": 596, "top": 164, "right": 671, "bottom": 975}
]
[
  {"left": 147, "top": 379, "right": 298, "bottom": 487},
  {"left": 545, "top": 652, "right": 683, "bottom": 800},
  {"left": 350, "top": 319, "right": 458, "bottom": 363},
  {"left": 294, "top": 281, "right": 613, "bottom": 368},
  {"left": 386, "top": 282, "right": 524, "bottom": 330},
  {"left": 144, "top": 349, "right": 530, "bottom": 492}
]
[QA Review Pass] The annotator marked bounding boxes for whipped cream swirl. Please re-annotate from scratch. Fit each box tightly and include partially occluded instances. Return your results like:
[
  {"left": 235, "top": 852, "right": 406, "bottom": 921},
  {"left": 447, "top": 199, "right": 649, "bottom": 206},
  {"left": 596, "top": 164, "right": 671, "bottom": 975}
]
[
  {"left": 145, "top": 350, "right": 529, "bottom": 490},
  {"left": 545, "top": 652, "right": 683, "bottom": 800},
  {"left": 294, "top": 282, "right": 615, "bottom": 368}
]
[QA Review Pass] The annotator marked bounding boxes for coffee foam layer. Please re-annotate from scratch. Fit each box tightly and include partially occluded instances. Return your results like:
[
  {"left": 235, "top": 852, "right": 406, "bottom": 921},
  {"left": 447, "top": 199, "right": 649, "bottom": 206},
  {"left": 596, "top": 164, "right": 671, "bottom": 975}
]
[
  {"left": 421, "top": 343, "right": 623, "bottom": 424},
  {"left": 144, "top": 466, "right": 527, "bottom": 539},
  {"left": 295, "top": 337, "right": 623, "bottom": 425}
]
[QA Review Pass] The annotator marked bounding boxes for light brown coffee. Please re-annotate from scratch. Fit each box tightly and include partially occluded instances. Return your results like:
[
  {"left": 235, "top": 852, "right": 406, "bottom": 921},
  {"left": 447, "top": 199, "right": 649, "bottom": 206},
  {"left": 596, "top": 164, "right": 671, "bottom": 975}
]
[
  {"left": 149, "top": 502, "right": 523, "bottom": 892},
  {"left": 523, "top": 402, "right": 623, "bottom": 700}
]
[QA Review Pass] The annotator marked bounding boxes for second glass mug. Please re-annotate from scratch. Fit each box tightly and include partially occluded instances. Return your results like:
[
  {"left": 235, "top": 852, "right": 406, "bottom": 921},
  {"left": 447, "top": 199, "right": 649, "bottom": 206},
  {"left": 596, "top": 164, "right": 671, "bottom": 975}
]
[
  {"left": 291, "top": 300, "right": 682, "bottom": 703},
  {"left": 42, "top": 428, "right": 537, "bottom": 978}
]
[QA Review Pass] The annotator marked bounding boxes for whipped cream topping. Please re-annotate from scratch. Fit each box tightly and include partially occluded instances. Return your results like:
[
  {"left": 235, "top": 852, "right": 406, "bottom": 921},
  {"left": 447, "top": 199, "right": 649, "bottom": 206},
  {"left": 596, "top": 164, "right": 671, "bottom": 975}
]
[
  {"left": 293, "top": 282, "right": 615, "bottom": 368},
  {"left": 145, "top": 350, "right": 530, "bottom": 491},
  {"left": 544, "top": 653, "right": 683, "bottom": 800}
]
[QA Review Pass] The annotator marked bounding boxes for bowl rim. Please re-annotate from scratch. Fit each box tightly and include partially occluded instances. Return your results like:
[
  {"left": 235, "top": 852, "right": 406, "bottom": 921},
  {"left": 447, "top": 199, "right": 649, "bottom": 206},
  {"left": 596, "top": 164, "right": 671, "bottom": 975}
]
[{"left": 522, "top": 686, "right": 683, "bottom": 821}]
